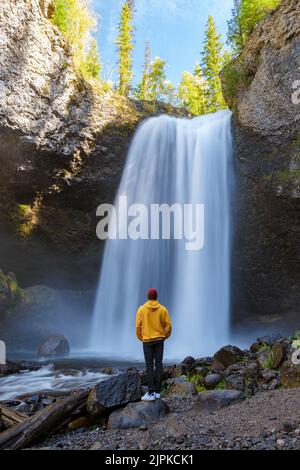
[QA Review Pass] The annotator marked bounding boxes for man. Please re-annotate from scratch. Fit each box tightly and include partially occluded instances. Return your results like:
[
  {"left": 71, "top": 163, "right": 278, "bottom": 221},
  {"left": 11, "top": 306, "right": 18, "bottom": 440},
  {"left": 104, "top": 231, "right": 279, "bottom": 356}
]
[{"left": 136, "top": 288, "right": 172, "bottom": 401}]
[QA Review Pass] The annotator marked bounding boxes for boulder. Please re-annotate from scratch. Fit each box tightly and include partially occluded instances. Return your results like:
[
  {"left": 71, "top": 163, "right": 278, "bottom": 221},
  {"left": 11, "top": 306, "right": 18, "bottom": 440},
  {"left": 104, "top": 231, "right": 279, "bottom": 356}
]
[
  {"left": 37, "top": 334, "right": 70, "bottom": 358},
  {"left": 181, "top": 356, "right": 196, "bottom": 374},
  {"left": 164, "top": 376, "right": 196, "bottom": 398},
  {"left": 107, "top": 400, "right": 170, "bottom": 430},
  {"left": 244, "top": 361, "right": 262, "bottom": 381},
  {"left": 211, "top": 345, "right": 244, "bottom": 372},
  {"left": 257, "top": 334, "right": 283, "bottom": 346},
  {"left": 225, "top": 374, "right": 245, "bottom": 392},
  {"left": 196, "top": 390, "right": 244, "bottom": 414},
  {"left": 256, "top": 349, "right": 273, "bottom": 369},
  {"left": 87, "top": 368, "right": 141, "bottom": 417},
  {"left": 272, "top": 341, "right": 289, "bottom": 369},
  {"left": 204, "top": 374, "right": 223, "bottom": 390},
  {"left": 280, "top": 361, "right": 300, "bottom": 388}
]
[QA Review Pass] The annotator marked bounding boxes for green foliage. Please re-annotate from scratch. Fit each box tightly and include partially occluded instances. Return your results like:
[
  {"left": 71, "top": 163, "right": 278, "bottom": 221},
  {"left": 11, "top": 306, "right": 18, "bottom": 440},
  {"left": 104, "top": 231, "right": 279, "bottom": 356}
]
[
  {"left": 257, "top": 343, "right": 272, "bottom": 353},
  {"left": 201, "top": 16, "right": 227, "bottom": 113},
  {"left": 52, "top": 0, "right": 101, "bottom": 81},
  {"left": 227, "top": 0, "right": 281, "bottom": 53},
  {"left": 177, "top": 64, "right": 208, "bottom": 115},
  {"left": 292, "top": 330, "right": 300, "bottom": 341},
  {"left": 222, "top": 57, "right": 252, "bottom": 108},
  {"left": 261, "top": 351, "right": 275, "bottom": 369},
  {"left": 148, "top": 57, "right": 167, "bottom": 104},
  {"left": 215, "top": 380, "right": 226, "bottom": 390},
  {"left": 116, "top": 1, "right": 134, "bottom": 96}
]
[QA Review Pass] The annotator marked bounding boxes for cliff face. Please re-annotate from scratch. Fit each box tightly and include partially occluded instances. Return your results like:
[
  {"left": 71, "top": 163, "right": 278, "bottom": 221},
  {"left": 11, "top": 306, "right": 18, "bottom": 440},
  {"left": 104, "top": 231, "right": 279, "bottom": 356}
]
[
  {"left": 0, "top": 0, "right": 186, "bottom": 289},
  {"left": 222, "top": 0, "right": 300, "bottom": 322}
]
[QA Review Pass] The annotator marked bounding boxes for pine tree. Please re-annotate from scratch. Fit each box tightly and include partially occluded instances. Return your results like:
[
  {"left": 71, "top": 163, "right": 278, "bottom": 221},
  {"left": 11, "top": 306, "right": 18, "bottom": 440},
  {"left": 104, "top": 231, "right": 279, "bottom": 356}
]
[
  {"left": 140, "top": 40, "right": 150, "bottom": 100},
  {"left": 81, "top": 38, "right": 101, "bottom": 78},
  {"left": 177, "top": 64, "right": 207, "bottom": 115},
  {"left": 116, "top": 1, "right": 134, "bottom": 96},
  {"left": 201, "top": 15, "right": 227, "bottom": 113},
  {"left": 147, "top": 57, "right": 167, "bottom": 104}
]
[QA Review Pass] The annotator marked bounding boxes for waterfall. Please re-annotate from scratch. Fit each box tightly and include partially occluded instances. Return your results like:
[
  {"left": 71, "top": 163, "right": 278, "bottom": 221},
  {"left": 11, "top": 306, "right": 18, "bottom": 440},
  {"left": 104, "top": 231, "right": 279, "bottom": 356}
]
[{"left": 90, "top": 110, "right": 234, "bottom": 360}]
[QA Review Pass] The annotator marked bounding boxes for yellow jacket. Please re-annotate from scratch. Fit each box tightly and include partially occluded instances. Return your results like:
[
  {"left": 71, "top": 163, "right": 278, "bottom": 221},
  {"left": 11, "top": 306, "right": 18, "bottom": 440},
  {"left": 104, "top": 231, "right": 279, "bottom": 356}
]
[{"left": 136, "top": 300, "right": 172, "bottom": 342}]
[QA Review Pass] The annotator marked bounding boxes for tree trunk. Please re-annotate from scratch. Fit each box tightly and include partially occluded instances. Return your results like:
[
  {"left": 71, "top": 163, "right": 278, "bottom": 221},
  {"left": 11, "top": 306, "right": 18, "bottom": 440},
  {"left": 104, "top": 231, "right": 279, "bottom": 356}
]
[
  {"left": 0, "top": 390, "right": 89, "bottom": 449},
  {"left": 0, "top": 404, "right": 26, "bottom": 428}
]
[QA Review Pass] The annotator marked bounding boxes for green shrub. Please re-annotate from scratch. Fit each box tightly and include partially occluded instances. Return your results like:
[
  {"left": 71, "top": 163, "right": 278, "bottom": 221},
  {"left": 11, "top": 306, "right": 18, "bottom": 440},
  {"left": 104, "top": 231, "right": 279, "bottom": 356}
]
[{"left": 261, "top": 351, "right": 275, "bottom": 369}]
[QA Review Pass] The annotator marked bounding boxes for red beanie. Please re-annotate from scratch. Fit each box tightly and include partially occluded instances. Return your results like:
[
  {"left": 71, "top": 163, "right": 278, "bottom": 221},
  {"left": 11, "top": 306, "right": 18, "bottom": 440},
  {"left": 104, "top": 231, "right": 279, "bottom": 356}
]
[{"left": 147, "top": 288, "right": 158, "bottom": 300}]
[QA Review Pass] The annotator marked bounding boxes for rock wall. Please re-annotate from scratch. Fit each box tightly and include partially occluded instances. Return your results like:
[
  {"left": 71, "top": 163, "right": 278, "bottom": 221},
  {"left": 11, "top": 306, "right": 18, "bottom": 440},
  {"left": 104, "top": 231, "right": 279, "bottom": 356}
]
[
  {"left": 222, "top": 0, "right": 300, "bottom": 322},
  {"left": 0, "top": 0, "right": 186, "bottom": 289}
]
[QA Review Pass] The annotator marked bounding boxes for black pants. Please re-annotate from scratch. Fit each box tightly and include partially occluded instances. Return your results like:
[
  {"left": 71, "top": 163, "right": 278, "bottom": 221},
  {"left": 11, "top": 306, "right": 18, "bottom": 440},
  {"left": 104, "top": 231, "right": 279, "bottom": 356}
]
[{"left": 143, "top": 340, "right": 164, "bottom": 394}]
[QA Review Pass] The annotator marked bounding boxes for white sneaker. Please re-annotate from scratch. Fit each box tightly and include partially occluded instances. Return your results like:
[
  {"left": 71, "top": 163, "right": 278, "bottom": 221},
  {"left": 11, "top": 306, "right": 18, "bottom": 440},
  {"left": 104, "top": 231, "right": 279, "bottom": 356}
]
[
  {"left": 155, "top": 393, "right": 161, "bottom": 399},
  {"left": 141, "top": 392, "right": 156, "bottom": 401}
]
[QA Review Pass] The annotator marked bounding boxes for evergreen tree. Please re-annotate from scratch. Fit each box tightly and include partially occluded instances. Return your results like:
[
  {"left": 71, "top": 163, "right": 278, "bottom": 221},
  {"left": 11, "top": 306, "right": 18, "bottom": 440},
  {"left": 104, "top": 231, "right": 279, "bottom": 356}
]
[
  {"left": 140, "top": 40, "right": 151, "bottom": 100},
  {"left": 178, "top": 64, "right": 207, "bottom": 115},
  {"left": 81, "top": 38, "right": 101, "bottom": 78},
  {"left": 116, "top": 1, "right": 134, "bottom": 96},
  {"left": 201, "top": 15, "right": 227, "bottom": 112},
  {"left": 147, "top": 57, "right": 167, "bottom": 104}
]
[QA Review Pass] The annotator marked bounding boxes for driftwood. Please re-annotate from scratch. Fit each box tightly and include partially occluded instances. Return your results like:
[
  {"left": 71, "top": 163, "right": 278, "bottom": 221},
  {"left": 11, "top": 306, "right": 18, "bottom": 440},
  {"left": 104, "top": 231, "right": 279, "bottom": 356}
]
[
  {"left": 0, "top": 390, "right": 89, "bottom": 450},
  {"left": 0, "top": 404, "right": 27, "bottom": 428}
]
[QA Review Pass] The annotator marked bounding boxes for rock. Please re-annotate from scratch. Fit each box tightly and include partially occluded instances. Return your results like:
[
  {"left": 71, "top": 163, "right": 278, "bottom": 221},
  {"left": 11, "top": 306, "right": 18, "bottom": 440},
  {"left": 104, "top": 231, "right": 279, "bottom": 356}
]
[
  {"left": 150, "top": 412, "right": 189, "bottom": 442},
  {"left": 257, "top": 334, "right": 283, "bottom": 347},
  {"left": 244, "top": 361, "right": 262, "bottom": 380},
  {"left": 211, "top": 345, "right": 244, "bottom": 372},
  {"left": 276, "top": 439, "right": 285, "bottom": 449},
  {"left": 100, "top": 367, "right": 113, "bottom": 375},
  {"left": 221, "top": 0, "right": 300, "bottom": 324},
  {"left": 68, "top": 417, "right": 90, "bottom": 431},
  {"left": 250, "top": 342, "right": 261, "bottom": 353},
  {"left": 37, "top": 334, "right": 70, "bottom": 358},
  {"left": 196, "top": 390, "right": 244, "bottom": 414},
  {"left": 282, "top": 421, "right": 296, "bottom": 433},
  {"left": 0, "top": 411, "right": 5, "bottom": 432},
  {"left": 90, "top": 442, "right": 103, "bottom": 450},
  {"left": 0, "top": 269, "right": 11, "bottom": 313},
  {"left": 194, "top": 357, "right": 213, "bottom": 367},
  {"left": 225, "top": 374, "right": 245, "bottom": 392},
  {"left": 181, "top": 356, "right": 196, "bottom": 374},
  {"left": 261, "top": 369, "right": 277, "bottom": 383},
  {"left": 280, "top": 361, "right": 300, "bottom": 388},
  {"left": 87, "top": 368, "right": 141, "bottom": 417},
  {"left": 107, "top": 400, "right": 170, "bottom": 430},
  {"left": 256, "top": 350, "right": 273, "bottom": 369},
  {"left": 272, "top": 341, "right": 288, "bottom": 369},
  {"left": 204, "top": 374, "right": 223, "bottom": 390},
  {"left": 164, "top": 376, "right": 196, "bottom": 398}
]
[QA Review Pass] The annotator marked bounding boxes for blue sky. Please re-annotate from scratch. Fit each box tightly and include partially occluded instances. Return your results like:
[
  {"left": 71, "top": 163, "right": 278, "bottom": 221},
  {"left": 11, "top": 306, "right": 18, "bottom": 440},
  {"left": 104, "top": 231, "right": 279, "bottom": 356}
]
[{"left": 91, "top": 0, "right": 234, "bottom": 86}]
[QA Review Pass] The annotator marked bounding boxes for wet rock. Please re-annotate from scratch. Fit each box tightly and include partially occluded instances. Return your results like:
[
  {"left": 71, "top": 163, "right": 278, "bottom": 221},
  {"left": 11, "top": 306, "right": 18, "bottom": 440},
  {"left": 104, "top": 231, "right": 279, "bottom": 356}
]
[
  {"left": 37, "top": 334, "right": 70, "bottom": 358},
  {"left": 195, "top": 390, "right": 244, "bottom": 414},
  {"left": 280, "top": 361, "right": 300, "bottom": 388},
  {"left": 164, "top": 376, "right": 196, "bottom": 398},
  {"left": 107, "top": 400, "right": 170, "bottom": 430},
  {"left": 211, "top": 345, "right": 244, "bottom": 372},
  {"left": 87, "top": 368, "right": 141, "bottom": 417},
  {"left": 204, "top": 374, "right": 223, "bottom": 390}
]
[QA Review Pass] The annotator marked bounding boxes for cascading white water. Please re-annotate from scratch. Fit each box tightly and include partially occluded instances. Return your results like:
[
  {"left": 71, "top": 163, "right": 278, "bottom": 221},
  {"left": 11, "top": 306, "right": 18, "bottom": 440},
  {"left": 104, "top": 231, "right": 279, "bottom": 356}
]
[{"left": 90, "top": 110, "right": 233, "bottom": 359}]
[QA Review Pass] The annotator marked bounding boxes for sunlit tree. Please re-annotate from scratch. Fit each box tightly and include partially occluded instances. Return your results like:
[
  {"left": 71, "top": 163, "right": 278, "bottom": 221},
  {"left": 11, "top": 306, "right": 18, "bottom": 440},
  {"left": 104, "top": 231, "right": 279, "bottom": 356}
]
[
  {"left": 202, "top": 16, "right": 227, "bottom": 112},
  {"left": 116, "top": 1, "right": 134, "bottom": 95}
]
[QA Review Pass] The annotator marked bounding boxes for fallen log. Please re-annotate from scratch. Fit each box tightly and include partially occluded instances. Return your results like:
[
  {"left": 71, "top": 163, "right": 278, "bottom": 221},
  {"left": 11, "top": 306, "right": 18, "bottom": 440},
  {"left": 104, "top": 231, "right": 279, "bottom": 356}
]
[
  {"left": 0, "top": 404, "right": 27, "bottom": 428},
  {"left": 0, "top": 389, "right": 89, "bottom": 450}
]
